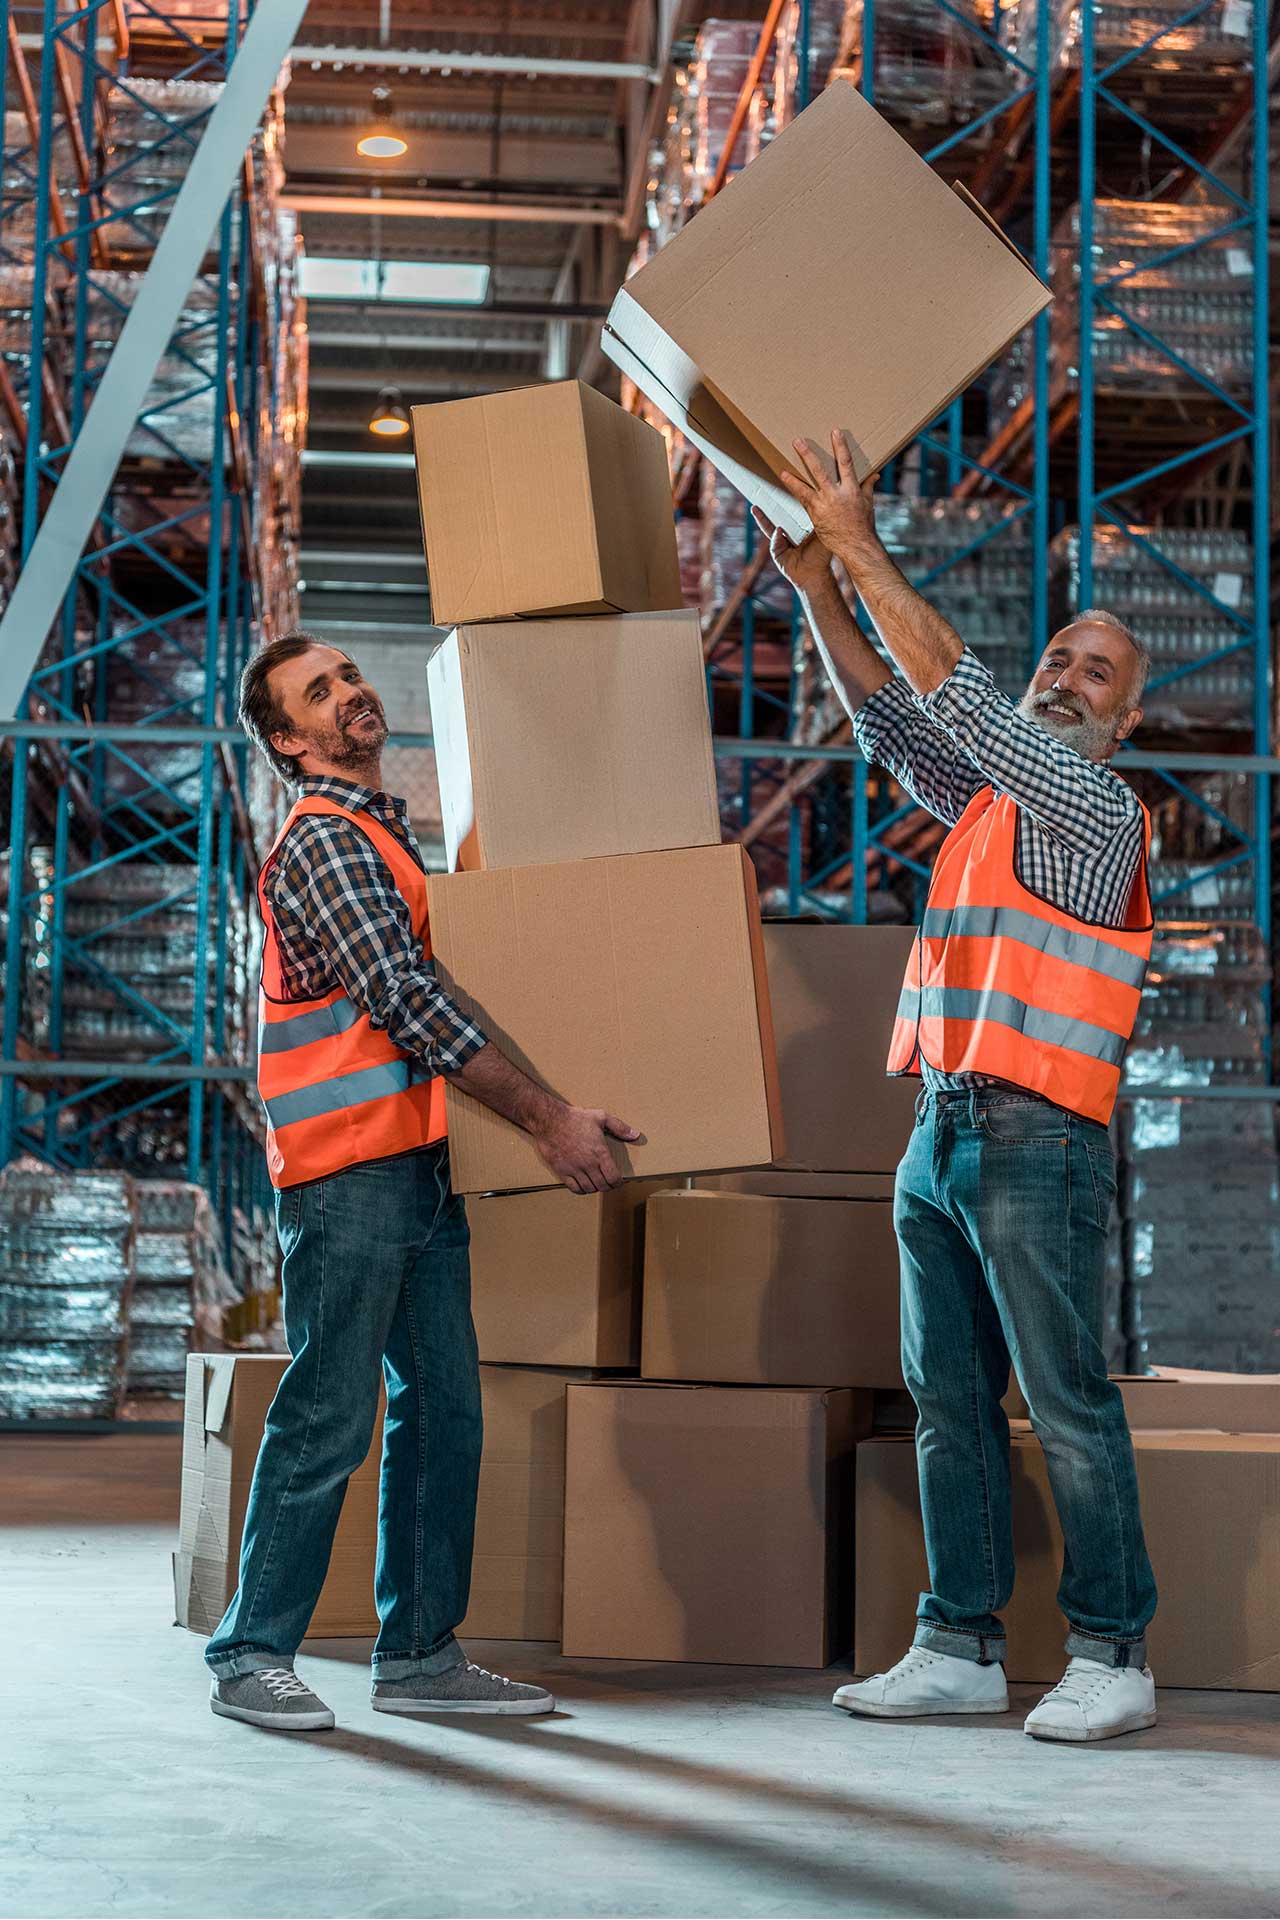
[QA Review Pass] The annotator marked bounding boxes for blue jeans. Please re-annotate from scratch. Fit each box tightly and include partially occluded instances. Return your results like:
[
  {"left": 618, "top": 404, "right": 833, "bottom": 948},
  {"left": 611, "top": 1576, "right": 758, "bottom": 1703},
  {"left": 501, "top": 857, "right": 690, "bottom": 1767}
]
[
  {"left": 895, "top": 1087, "right": 1156, "bottom": 1669},
  {"left": 205, "top": 1142, "right": 482, "bottom": 1681}
]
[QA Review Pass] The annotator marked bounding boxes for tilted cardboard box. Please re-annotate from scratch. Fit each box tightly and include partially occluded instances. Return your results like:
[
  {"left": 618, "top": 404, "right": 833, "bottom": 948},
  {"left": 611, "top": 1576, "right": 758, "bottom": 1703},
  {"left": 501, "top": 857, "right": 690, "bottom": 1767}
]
[
  {"left": 429, "top": 844, "right": 785, "bottom": 1194},
  {"left": 603, "top": 81, "right": 1050, "bottom": 544},
  {"left": 412, "top": 381, "right": 681, "bottom": 625},
  {"left": 427, "top": 610, "right": 720, "bottom": 872}
]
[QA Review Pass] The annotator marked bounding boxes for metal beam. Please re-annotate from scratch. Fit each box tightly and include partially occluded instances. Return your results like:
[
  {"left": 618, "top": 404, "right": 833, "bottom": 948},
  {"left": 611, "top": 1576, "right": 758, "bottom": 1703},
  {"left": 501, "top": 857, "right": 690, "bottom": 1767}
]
[
  {"left": 302, "top": 297, "right": 612, "bottom": 319},
  {"left": 283, "top": 191, "right": 620, "bottom": 226},
  {"left": 0, "top": 0, "right": 312, "bottom": 721},
  {"left": 291, "top": 44, "right": 660, "bottom": 82}
]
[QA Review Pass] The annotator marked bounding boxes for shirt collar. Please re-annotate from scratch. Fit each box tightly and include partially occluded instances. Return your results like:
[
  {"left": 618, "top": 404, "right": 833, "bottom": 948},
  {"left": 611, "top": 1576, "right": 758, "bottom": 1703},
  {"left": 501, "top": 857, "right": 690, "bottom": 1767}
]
[{"left": 296, "top": 774, "right": 407, "bottom": 816}]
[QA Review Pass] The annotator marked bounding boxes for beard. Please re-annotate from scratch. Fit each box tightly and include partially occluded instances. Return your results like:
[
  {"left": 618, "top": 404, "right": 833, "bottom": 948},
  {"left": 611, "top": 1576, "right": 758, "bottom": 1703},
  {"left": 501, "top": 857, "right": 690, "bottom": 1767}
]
[
  {"left": 1019, "top": 687, "right": 1124, "bottom": 761},
  {"left": 304, "top": 698, "right": 389, "bottom": 774}
]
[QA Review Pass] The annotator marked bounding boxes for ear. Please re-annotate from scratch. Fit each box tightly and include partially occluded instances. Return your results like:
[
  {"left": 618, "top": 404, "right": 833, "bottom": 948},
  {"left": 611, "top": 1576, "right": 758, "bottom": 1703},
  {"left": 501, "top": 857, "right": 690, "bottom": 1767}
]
[
  {"left": 271, "top": 726, "right": 306, "bottom": 767},
  {"left": 1115, "top": 706, "right": 1142, "bottom": 743}
]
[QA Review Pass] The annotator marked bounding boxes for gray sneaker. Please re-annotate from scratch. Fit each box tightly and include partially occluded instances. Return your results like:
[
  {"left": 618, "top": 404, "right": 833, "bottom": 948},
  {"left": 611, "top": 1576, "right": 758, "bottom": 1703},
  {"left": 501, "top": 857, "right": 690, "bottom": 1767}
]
[
  {"left": 372, "top": 1660, "right": 555, "bottom": 1716},
  {"left": 210, "top": 1666, "right": 335, "bottom": 1732}
]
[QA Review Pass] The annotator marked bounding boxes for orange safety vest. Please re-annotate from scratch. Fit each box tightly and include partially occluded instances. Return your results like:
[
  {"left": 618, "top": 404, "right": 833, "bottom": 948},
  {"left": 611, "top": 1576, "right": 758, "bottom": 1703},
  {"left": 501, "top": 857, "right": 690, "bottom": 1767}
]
[
  {"left": 887, "top": 785, "right": 1153, "bottom": 1125},
  {"left": 256, "top": 795, "right": 447, "bottom": 1190}
]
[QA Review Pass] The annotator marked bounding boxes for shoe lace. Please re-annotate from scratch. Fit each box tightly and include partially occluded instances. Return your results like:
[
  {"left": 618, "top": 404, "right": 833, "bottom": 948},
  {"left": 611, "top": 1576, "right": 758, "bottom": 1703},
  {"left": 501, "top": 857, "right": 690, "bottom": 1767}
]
[
  {"left": 1044, "top": 1663, "right": 1111, "bottom": 1706},
  {"left": 258, "top": 1667, "right": 312, "bottom": 1701},
  {"left": 464, "top": 1662, "right": 511, "bottom": 1688},
  {"left": 886, "top": 1649, "right": 938, "bottom": 1685}
]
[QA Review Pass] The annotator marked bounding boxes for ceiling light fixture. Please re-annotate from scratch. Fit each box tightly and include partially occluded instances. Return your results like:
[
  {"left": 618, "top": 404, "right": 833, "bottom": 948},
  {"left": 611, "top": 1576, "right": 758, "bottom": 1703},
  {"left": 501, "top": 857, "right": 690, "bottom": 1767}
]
[
  {"left": 368, "top": 385, "right": 411, "bottom": 437},
  {"left": 357, "top": 86, "right": 408, "bottom": 159}
]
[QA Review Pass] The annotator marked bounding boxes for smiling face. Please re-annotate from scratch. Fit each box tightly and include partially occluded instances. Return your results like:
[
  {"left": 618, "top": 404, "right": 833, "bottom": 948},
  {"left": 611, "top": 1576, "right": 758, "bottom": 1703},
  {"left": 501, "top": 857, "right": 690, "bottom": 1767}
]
[
  {"left": 267, "top": 644, "right": 389, "bottom": 783},
  {"left": 1019, "top": 621, "right": 1145, "bottom": 761}
]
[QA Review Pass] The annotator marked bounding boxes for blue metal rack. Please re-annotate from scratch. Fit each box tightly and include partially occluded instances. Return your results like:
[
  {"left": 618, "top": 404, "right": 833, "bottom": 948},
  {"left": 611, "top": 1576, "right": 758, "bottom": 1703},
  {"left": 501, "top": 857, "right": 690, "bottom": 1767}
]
[{"left": 0, "top": 2, "right": 275, "bottom": 1269}]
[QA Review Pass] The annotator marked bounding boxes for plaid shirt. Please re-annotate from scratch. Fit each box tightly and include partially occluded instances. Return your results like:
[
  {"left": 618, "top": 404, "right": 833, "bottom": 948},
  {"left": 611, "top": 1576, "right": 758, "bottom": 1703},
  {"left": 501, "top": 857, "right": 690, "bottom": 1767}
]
[
  {"left": 853, "top": 647, "right": 1145, "bottom": 1093},
  {"left": 263, "top": 775, "right": 488, "bottom": 1078}
]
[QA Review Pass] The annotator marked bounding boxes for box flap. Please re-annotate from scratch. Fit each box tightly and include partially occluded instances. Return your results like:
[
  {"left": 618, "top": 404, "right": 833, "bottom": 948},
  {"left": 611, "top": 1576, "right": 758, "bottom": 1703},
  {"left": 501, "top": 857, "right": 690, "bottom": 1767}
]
[{"left": 203, "top": 1355, "right": 235, "bottom": 1435}]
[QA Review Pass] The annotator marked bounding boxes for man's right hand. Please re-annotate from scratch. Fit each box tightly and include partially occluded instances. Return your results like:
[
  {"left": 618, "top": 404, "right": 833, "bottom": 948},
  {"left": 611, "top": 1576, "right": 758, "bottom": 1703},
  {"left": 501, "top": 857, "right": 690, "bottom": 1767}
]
[
  {"left": 530, "top": 1105, "right": 642, "bottom": 1195},
  {"left": 752, "top": 505, "right": 835, "bottom": 600}
]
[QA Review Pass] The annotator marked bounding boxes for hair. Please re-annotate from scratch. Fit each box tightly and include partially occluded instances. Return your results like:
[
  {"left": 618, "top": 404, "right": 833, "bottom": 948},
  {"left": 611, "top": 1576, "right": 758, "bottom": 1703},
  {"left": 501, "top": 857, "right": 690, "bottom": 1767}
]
[
  {"left": 1071, "top": 607, "right": 1151, "bottom": 702},
  {"left": 238, "top": 629, "right": 348, "bottom": 785}
]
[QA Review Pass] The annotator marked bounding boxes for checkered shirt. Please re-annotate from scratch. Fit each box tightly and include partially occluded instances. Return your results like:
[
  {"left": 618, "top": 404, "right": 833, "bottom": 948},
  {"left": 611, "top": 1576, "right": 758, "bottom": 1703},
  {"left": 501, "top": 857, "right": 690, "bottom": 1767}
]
[{"left": 262, "top": 775, "right": 488, "bottom": 1078}]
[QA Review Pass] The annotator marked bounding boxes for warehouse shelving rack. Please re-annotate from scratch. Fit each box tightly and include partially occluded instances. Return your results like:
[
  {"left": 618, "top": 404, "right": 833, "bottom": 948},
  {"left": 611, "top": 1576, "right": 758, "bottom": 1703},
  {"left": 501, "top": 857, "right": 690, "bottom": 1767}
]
[
  {"left": 0, "top": 1, "right": 280, "bottom": 1269},
  {"left": 691, "top": 0, "right": 1273, "bottom": 944}
]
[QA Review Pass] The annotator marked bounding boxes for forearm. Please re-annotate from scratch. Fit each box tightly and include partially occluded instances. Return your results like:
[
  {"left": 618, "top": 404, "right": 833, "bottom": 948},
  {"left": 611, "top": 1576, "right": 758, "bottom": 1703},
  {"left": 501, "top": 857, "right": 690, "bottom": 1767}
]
[
  {"left": 833, "top": 542, "right": 963, "bottom": 697},
  {"left": 800, "top": 572, "right": 892, "bottom": 719},
  {"left": 445, "top": 1040, "right": 562, "bottom": 1137}
]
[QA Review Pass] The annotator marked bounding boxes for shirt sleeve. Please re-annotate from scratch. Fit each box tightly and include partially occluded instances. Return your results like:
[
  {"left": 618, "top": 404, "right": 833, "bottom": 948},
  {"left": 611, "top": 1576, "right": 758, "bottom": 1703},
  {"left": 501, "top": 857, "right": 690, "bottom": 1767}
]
[
  {"left": 268, "top": 820, "right": 489, "bottom": 1076},
  {"left": 852, "top": 674, "right": 986, "bottom": 827},
  {"left": 917, "top": 647, "right": 1141, "bottom": 854}
]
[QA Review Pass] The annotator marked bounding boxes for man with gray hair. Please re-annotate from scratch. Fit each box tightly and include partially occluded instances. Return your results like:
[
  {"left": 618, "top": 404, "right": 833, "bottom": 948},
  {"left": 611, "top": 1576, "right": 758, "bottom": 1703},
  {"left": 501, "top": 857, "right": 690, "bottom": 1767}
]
[{"left": 755, "top": 434, "right": 1158, "bottom": 1745}]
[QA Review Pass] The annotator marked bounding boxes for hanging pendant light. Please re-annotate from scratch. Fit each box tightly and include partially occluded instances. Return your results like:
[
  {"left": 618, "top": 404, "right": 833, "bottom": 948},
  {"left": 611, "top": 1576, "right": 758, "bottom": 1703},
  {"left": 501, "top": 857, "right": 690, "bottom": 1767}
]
[
  {"left": 369, "top": 385, "right": 411, "bottom": 436},
  {"left": 357, "top": 86, "right": 408, "bottom": 159}
]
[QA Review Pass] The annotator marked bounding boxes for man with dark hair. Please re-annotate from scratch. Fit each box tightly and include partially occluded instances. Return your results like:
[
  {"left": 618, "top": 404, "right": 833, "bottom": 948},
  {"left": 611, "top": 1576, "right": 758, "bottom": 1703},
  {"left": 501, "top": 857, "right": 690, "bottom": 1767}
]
[
  {"left": 756, "top": 435, "right": 1158, "bottom": 1746},
  {"left": 207, "top": 632, "right": 639, "bottom": 1732}
]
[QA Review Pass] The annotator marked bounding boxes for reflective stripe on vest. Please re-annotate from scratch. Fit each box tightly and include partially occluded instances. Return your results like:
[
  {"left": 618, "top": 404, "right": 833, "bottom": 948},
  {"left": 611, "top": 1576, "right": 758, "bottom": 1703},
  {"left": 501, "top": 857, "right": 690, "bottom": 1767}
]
[
  {"left": 256, "top": 796, "right": 448, "bottom": 1189},
  {"left": 887, "top": 785, "right": 1153, "bottom": 1125}
]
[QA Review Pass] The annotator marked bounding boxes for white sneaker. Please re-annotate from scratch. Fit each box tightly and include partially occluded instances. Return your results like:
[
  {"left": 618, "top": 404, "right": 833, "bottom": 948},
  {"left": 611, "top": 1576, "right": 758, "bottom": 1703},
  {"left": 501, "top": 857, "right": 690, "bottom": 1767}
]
[
  {"left": 833, "top": 1646, "right": 1009, "bottom": 1718},
  {"left": 1024, "top": 1657, "right": 1157, "bottom": 1743}
]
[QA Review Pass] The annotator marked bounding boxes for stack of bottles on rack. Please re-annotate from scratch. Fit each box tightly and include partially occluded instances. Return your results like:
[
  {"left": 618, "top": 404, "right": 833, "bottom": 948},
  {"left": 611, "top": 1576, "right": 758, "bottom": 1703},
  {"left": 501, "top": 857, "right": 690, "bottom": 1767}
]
[
  {"left": 1005, "top": 0, "right": 1253, "bottom": 71},
  {"left": 774, "top": 1, "right": 845, "bottom": 129},
  {"left": 1049, "top": 524, "right": 1254, "bottom": 732},
  {"left": 128, "top": 1180, "right": 240, "bottom": 1397},
  {"left": 990, "top": 200, "right": 1254, "bottom": 424},
  {"left": 832, "top": 0, "right": 1008, "bottom": 138}
]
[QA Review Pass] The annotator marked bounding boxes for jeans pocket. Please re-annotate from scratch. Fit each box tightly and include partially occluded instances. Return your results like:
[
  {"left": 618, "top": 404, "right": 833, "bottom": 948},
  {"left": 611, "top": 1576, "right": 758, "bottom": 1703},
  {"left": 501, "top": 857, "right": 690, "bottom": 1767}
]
[
  {"left": 976, "top": 1102, "right": 1069, "bottom": 1144},
  {"left": 1081, "top": 1133, "right": 1118, "bottom": 1231}
]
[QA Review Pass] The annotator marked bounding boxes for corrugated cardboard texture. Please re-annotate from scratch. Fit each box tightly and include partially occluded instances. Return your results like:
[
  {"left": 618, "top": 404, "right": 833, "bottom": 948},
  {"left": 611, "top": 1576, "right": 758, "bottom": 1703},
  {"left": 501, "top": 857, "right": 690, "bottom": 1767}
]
[
  {"left": 429, "top": 844, "right": 784, "bottom": 1193},
  {"left": 642, "top": 1190, "right": 903, "bottom": 1388},
  {"left": 602, "top": 81, "right": 1050, "bottom": 545},
  {"left": 427, "top": 611, "right": 720, "bottom": 872},
  {"left": 412, "top": 381, "right": 681, "bottom": 624},
  {"left": 470, "top": 1182, "right": 677, "bottom": 1367},
  {"left": 562, "top": 1382, "right": 871, "bottom": 1666},
  {"left": 695, "top": 1171, "right": 897, "bottom": 1200},
  {"left": 855, "top": 1430, "right": 1280, "bottom": 1690},
  {"left": 764, "top": 923, "right": 919, "bottom": 1173},
  {"left": 461, "top": 1364, "right": 598, "bottom": 1642},
  {"left": 175, "top": 1355, "right": 382, "bottom": 1638}
]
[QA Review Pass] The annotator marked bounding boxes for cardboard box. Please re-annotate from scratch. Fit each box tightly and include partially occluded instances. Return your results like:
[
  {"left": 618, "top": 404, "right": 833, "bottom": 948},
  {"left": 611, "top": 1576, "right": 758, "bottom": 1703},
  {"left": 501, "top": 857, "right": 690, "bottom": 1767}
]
[
  {"left": 694, "top": 1171, "right": 896, "bottom": 1201},
  {"left": 764, "top": 923, "right": 919, "bottom": 1173},
  {"left": 602, "top": 82, "right": 1050, "bottom": 545},
  {"left": 429, "top": 844, "right": 785, "bottom": 1194},
  {"left": 412, "top": 381, "right": 682, "bottom": 625},
  {"left": 1116, "top": 1371, "right": 1280, "bottom": 1433},
  {"left": 562, "top": 1382, "right": 871, "bottom": 1666},
  {"left": 461, "top": 1364, "right": 593, "bottom": 1643},
  {"left": 641, "top": 1189, "right": 903, "bottom": 1389},
  {"left": 855, "top": 1429, "right": 1280, "bottom": 1690},
  {"left": 175, "top": 1355, "right": 380, "bottom": 1638},
  {"left": 469, "top": 1181, "right": 676, "bottom": 1367},
  {"left": 427, "top": 611, "right": 720, "bottom": 872}
]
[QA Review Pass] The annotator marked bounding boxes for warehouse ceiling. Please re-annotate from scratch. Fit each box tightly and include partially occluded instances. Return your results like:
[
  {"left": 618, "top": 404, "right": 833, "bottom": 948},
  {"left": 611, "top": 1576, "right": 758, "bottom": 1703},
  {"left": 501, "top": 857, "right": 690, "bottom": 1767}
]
[{"left": 286, "top": 0, "right": 763, "bottom": 632}]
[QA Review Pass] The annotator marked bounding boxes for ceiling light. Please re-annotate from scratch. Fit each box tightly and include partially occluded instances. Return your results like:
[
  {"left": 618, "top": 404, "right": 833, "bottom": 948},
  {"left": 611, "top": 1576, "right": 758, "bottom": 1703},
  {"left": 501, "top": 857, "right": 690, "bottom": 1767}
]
[
  {"left": 357, "top": 86, "right": 407, "bottom": 159},
  {"left": 369, "top": 385, "right": 411, "bottom": 437}
]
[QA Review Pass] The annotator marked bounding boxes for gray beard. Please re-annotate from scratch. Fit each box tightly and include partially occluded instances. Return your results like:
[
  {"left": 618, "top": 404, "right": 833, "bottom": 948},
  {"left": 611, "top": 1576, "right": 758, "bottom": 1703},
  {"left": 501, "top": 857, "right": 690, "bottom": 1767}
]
[{"left": 1019, "top": 695, "right": 1118, "bottom": 762}]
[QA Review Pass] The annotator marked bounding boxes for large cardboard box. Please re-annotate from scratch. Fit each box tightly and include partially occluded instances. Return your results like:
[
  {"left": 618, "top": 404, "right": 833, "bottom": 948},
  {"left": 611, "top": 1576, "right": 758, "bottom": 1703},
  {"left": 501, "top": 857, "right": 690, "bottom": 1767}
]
[
  {"left": 461, "top": 1364, "right": 592, "bottom": 1643},
  {"left": 602, "top": 82, "right": 1050, "bottom": 545},
  {"left": 641, "top": 1189, "right": 902, "bottom": 1389},
  {"left": 429, "top": 844, "right": 785, "bottom": 1194},
  {"left": 470, "top": 1182, "right": 676, "bottom": 1368},
  {"left": 175, "top": 1355, "right": 381, "bottom": 1638},
  {"left": 764, "top": 923, "right": 919, "bottom": 1174},
  {"left": 1116, "top": 1370, "right": 1280, "bottom": 1432},
  {"left": 427, "top": 611, "right": 720, "bottom": 873},
  {"left": 412, "top": 381, "right": 682, "bottom": 625},
  {"left": 855, "top": 1429, "right": 1280, "bottom": 1690},
  {"left": 562, "top": 1382, "right": 871, "bottom": 1666}
]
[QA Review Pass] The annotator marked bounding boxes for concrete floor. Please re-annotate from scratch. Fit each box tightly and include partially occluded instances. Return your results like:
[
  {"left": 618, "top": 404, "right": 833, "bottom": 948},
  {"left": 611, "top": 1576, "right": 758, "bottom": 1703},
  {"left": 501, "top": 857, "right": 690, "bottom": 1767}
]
[{"left": 3, "top": 1434, "right": 1278, "bottom": 1920}]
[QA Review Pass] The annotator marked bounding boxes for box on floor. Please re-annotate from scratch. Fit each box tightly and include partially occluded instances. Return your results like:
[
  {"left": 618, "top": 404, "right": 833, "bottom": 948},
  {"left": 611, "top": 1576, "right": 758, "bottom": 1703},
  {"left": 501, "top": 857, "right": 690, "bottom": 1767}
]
[
  {"left": 855, "top": 1428, "right": 1280, "bottom": 1690},
  {"left": 762, "top": 923, "right": 919, "bottom": 1177},
  {"left": 429, "top": 844, "right": 784, "bottom": 1194},
  {"left": 427, "top": 610, "right": 719, "bottom": 872},
  {"left": 1116, "top": 1370, "right": 1280, "bottom": 1433},
  {"left": 412, "top": 381, "right": 681, "bottom": 625},
  {"left": 175, "top": 1354, "right": 381, "bottom": 1638},
  {"left": 469, "top": 1181, "right": 678, "bottom": 1368},
  {"left": 641, "top": 1187, "right": 902, "bottom": 1389},
  {"left": 603, "top": 81, "right": 1049, "bottom": 545},
  {"left": 562, "top": 1381, "right": 872, "bottom": 1667}
]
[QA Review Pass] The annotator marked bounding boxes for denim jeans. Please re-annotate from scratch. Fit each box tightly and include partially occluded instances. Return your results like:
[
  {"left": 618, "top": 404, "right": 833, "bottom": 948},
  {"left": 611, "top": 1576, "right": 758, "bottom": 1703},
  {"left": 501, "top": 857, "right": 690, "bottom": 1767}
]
[
  {"left": 895, "top": 1087, "right": 1157, "bottom": 1669},
  {"left": 205, "top": 1142, "right": 482, "bottom": 1682}
]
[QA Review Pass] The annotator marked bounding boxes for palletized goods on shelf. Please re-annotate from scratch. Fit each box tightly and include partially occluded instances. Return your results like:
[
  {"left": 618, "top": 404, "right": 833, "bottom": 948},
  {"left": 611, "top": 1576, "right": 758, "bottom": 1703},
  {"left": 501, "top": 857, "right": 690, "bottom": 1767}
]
[
  {"left": 1005, "top": 0, "right": 1253, "bottom": 71},
  {"left": 834, "top": 0, "right": 1007, "bottom": 130},
  {"left": 129, "top": 1180, "right": 240, "bottom": 1396}
]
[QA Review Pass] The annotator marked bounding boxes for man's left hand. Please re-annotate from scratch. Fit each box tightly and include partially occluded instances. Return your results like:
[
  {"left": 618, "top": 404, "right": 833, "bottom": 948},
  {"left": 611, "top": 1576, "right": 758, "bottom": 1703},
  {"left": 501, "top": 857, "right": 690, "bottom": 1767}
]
[{"left": 780, "top": 431, "right": 882, "bottom": 577}]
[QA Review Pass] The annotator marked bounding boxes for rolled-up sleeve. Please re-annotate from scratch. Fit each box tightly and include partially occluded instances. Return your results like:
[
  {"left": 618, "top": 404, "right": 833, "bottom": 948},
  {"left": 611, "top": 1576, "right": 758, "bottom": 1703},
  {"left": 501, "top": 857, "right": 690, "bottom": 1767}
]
[
  {"left": 852, "top": 674, "right": 986, "bottom": 827},
  {"left": 918, "top": 647, "right": 1140, "bottom": 854}
]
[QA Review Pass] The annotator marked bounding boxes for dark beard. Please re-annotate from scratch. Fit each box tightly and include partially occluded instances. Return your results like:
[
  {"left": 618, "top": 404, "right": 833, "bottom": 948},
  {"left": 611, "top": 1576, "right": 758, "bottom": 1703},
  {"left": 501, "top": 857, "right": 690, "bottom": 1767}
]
[{"left": 308, "top": 712, "right": 389, "bottom": 780}]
